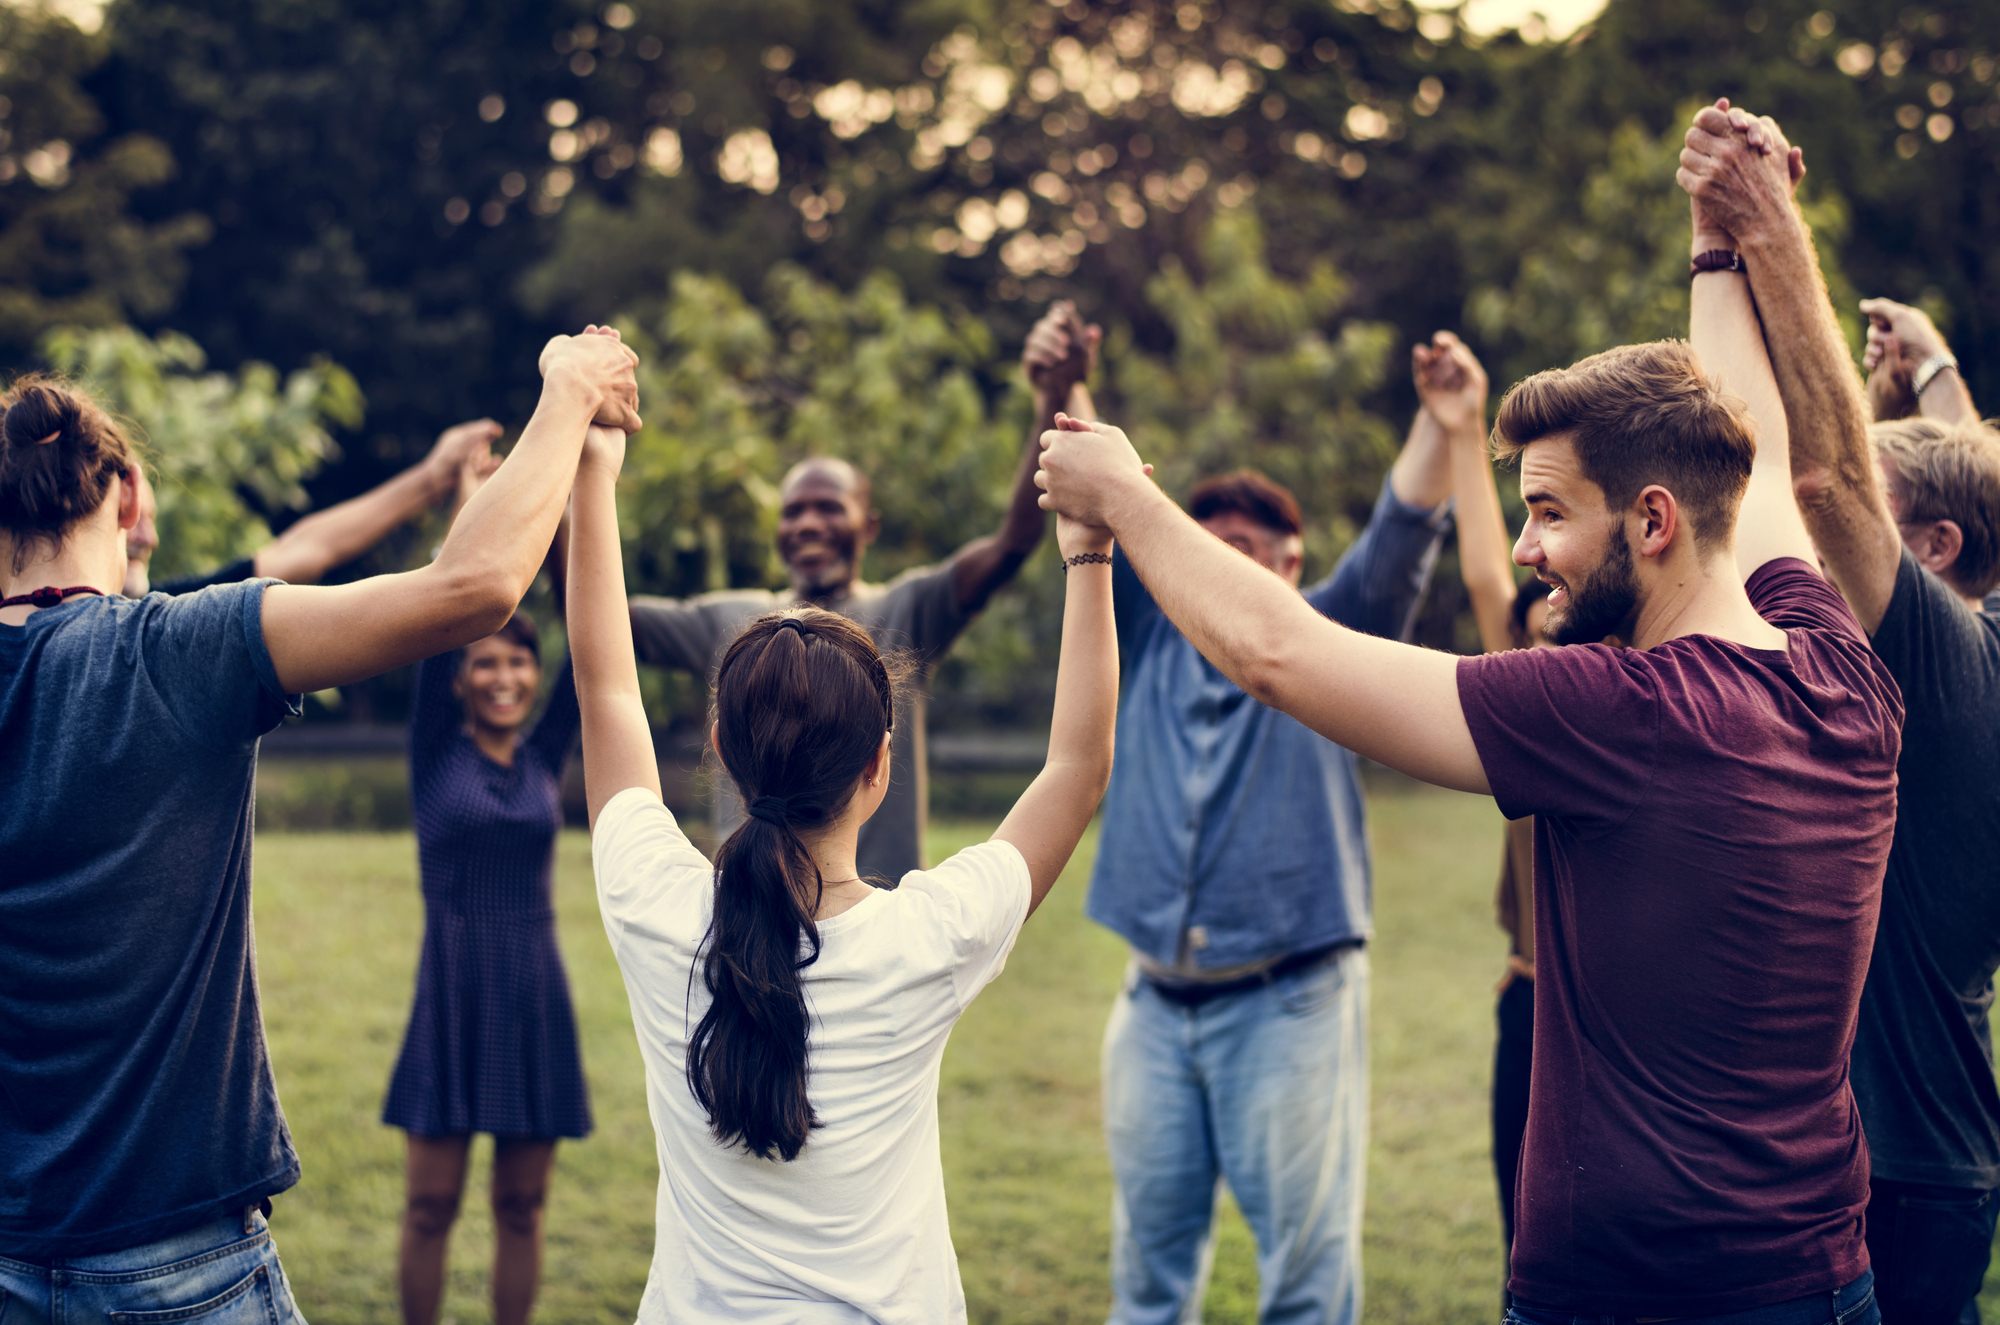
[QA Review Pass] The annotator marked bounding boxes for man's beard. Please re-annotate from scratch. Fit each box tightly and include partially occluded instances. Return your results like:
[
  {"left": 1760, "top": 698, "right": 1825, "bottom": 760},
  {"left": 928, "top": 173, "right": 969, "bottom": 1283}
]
[
  {"left": 783, "top": 534, "right": 857, "bottom": 595},
  {"left": 1546, "top": 530, "right": 1639, "bottom": 646}
]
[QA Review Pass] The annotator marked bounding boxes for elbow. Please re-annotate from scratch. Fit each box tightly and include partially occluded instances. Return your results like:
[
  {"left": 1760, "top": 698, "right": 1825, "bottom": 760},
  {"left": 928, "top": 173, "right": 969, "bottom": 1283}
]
[
  {"left": 433, "top": 559, "right": 522, "bottom": 640},
  {"left": 1231, "top": 633, "right": 1294, "bottom": 711}
]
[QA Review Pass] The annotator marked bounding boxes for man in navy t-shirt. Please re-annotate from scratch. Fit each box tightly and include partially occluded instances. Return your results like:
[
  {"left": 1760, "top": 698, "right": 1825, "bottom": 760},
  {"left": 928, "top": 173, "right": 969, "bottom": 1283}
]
[{"left": 1034, "top": 144, "right": 1899, "bottom": 1318}]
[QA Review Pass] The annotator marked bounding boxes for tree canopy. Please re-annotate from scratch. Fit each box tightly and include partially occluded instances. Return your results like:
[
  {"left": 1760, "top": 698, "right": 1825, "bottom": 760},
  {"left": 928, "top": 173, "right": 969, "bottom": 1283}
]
[{"left": 1, "top": 0, "right": 1993, "bottom": 722}]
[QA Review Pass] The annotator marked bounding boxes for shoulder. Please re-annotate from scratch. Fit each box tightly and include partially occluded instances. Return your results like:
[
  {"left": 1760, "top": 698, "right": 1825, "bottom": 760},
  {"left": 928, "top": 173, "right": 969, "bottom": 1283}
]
[
  {"left": 1745, "top": 557, "right": 1866, "bottom": 640},
  {"left": 894, "top": 839, "right": 1031, "bottom": 926},
  {"left": 631, "top": 589, "right": 779, "bottom": 622},
  {"left": 591, "top": 787, "right": 714, "bottom": 920}
]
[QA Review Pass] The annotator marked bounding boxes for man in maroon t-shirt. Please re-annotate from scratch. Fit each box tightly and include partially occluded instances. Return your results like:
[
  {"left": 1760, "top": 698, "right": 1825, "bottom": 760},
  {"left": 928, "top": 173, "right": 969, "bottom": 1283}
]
[{"left": 1033, "top": 163, "right": 1900, "bottom": 1320}]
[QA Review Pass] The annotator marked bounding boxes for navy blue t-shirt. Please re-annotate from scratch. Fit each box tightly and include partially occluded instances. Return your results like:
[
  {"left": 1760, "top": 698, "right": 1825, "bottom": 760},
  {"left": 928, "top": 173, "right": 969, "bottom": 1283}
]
[{"left": 0, "top": 583, "right": 301, "bottom": 1256}]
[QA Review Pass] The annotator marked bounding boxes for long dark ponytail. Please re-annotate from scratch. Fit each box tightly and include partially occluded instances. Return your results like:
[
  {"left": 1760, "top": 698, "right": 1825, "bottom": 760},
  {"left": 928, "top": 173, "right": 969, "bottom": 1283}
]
[{"left": 689, "top": 607, "right": 897, "bottom": 1161}]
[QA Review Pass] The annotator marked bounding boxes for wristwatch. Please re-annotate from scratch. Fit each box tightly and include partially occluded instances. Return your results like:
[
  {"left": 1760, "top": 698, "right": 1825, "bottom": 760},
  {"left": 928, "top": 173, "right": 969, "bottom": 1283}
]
[{"left": 1913, "top": 351, "right": 1959, "bottom": 398}]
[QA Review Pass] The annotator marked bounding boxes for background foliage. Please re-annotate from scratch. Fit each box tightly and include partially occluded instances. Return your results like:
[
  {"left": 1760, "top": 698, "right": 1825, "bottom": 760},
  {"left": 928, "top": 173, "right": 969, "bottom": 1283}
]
[
  {"left": 1, "top": 0, "right": 1995, "bottom": 720},
  {"left": 44, "top": 324, "right": 361, "bottom": 581}
]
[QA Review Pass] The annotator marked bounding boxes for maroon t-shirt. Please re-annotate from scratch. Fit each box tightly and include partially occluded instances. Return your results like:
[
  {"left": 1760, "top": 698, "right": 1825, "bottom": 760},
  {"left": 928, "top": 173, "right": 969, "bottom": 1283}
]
[{"left": 1457, "top": 560, "right": 1902, "bottom": 1317}]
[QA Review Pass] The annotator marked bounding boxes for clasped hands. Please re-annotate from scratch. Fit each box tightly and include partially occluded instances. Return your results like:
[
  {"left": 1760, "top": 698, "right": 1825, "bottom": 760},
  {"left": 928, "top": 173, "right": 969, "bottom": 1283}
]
[{"left": 541, "top": 324, "right": 644, "bottom": 433}]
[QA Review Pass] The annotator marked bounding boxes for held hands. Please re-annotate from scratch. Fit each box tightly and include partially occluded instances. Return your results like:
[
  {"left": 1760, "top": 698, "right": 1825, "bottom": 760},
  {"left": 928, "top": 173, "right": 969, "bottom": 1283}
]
[
  {"left": 424, "top": 418, "right": 503, "bottom": 502},
  {"left": 1412, "top": 331, "right": 1488, "bottom": 437},
  {"left": 1860, "top": 296, "right": 1949, "bottom": 421},
  {"left": 1023, "top": 301, "right": 1102, "bottom": 403},
  {"left": 540, "top": 324, "right": 642, "bottom": 432},
  {"left": 1035, "top": 412, "right": 1152, "bottom": 532},
  {"left": 1677, "top": 98, "right": 1805, "bottom": 253}
]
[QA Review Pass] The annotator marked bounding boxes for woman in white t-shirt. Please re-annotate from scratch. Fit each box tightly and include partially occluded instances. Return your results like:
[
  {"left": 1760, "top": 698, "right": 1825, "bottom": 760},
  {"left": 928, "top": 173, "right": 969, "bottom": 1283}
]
[{"left": 564, "top": 416, "right": 1120, "bottom": 1324}]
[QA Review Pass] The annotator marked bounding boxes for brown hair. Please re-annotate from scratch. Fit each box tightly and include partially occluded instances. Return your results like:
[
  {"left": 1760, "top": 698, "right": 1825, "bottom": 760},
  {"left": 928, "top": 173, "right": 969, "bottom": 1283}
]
[
  {"left": 688, "top": 608, "right": 901, "bottom": 1162},
  {"left": 1189, "top": 470, "right": 1303, "bottom": 537},
  {"left": 1870, "top": 417, "right": 2000, "bottom": 597},
  {"left": 1491, "top": 341, "right": 1755, "bottom": 553},
  {"left": 0, "top": 376, "right": 137, "bottom": 573}
]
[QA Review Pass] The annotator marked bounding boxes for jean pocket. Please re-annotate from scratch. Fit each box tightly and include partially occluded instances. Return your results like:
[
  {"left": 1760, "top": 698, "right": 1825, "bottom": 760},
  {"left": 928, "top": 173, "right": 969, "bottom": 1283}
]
[
  {"left": 1883, "top": 1189, "right": 1994, "bottom": 1312},
  {"left": 1275, "top": 951, "right": 1351, "bottom": 1016},
  {"left": 108, "top": 1264, "right": 278, "bottom": 1324}
]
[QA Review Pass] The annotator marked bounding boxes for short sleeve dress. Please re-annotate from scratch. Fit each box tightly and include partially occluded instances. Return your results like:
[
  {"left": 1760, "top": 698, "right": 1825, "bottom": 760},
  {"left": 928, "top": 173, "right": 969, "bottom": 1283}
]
[{"left": 381, "top": 649, "right": 592, "bottom": 1140}]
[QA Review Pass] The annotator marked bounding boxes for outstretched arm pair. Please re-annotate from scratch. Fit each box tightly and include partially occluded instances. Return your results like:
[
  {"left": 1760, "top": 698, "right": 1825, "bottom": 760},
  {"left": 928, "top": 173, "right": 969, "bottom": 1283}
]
[{"left": 260, "top": 329, "right": 639, "bottom": 694}]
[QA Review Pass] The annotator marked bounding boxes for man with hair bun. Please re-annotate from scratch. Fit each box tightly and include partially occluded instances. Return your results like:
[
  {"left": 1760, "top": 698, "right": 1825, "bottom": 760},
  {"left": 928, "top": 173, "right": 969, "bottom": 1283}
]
[
  {"left": 0, "top": 328, "right": 639, "bottom": 1320},
  {"left": 1038, "top": 106, "right": 1900, "bottom": 1317},
  {"left": 1683, "top": 101, "right": 2000, "bottom": 1322},
  {"left": 1088, "top": 391, "right": 1453, "bottom": 1325}
]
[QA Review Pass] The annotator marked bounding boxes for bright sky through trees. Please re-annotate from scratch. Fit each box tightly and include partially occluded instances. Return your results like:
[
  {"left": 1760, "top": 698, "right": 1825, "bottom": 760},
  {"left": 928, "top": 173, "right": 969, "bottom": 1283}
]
[{"left": 1458, "top": 0, "right": 1610, "bottom": 39}]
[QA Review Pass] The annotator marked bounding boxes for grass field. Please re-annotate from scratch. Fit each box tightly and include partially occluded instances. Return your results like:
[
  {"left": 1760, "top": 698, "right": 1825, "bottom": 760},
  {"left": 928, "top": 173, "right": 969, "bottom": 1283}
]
[{"left": 249, "top": 780, "right": 2000, "bottom": 1323}]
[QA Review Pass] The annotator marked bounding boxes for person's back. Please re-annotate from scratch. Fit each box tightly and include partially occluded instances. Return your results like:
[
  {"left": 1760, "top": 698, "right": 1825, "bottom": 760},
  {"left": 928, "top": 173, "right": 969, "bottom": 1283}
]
[
  {"left": 1459, "top": 559, "right": 1899, "bottom": 1305},
  {"left": 565, "top": 415, "right": 1119, "bottom": 1325},
  {"left": 0, "top": 583, "right": 299, "bottom": 1254},
  {"left": 594, "top": 792, "right": 1027, "bottom": 1321}
]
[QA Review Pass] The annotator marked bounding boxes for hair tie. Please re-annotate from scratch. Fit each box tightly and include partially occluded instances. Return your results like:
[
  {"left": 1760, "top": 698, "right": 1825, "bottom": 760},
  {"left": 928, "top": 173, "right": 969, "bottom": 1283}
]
[
  {"left": 775, "top": 618, "right": 810, "bottom": 639},
  {"left": 747, "top": 795, "right": 791, "bottom": 826},
  {"left": 32, "top": 430, "right": 60, "bottom": 446}
]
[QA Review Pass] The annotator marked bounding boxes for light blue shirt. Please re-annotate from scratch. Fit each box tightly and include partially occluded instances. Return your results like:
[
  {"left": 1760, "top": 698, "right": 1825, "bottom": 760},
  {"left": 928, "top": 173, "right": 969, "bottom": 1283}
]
[{"left": 1086, "top": 478, "right": 1448, "bottom": 970}]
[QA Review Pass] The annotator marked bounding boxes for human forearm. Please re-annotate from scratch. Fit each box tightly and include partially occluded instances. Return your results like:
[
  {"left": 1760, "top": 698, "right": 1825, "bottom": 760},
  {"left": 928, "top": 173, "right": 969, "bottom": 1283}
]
[
  {"left": 1689, "top": 262, "right": 1818, "bottom": 576},
  {"left": 1106, "top": 477, "right": 1486, "bottom": 791},
  {"left": 1739, "top": 226, "right": 1900, "bottom": 621},
  {"left": 253, "top": 461, "right": 444, "bottom": 585},
  {"left": 1447, "top": 422, "right": 1517, "bottom": 654},
  {"left": 1389, "top": 408, "right": 1453, "bottom": 511},
  {"left": 569, "top": 454, "right": 660, "bottom": 825},
  {"left": 1918, "top": 365, "right": 1979, "bottom": 424},
  {"left": 993, "top": 541, "right": 1116, "bottom": 912}
]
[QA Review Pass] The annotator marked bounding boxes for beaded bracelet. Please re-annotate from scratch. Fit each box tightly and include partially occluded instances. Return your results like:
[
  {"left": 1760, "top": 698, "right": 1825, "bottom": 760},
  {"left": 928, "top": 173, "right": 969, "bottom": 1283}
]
[{"left": 1062, "top": 552, "right": 1113, "bottom": 571}]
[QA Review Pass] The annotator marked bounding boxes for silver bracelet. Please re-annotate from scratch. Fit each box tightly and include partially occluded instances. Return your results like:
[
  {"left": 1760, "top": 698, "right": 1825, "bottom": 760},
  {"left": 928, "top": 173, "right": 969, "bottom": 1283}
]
[{"left": 1913, "top": 351, "right": 1959, "bottom": 398}]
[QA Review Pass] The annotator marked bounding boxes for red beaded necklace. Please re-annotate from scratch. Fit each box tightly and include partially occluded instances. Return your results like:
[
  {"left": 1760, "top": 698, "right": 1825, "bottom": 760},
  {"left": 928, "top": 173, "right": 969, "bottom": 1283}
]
[{"left": 0, "top": 585, "right": 106, "bottom": 610}]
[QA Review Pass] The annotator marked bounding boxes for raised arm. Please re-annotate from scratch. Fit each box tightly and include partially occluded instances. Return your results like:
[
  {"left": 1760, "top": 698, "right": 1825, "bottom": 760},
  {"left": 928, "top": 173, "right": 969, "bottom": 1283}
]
[
  {"left": 993, "top": 439, "right": 1118, "bottom": 916},
  {"left": 1861, "top": 296, "right": 1978, "bottom": 426},
  {"left": 1037, "top": 418, "right": 1488, "bottom": 794},
  {"left": 1678, "top": 102, "right": 1901, "bottom": 627},
  {"left": 259, "top": 330, "right": 639, "bottom": 694},
  {"left": 950, "top": 301, "right": 1101, "bottom": 612},
  {"left": 568, "top": 425, "right": 662, "bottom": 826},
  {"left": 1416, "top": 332, "right": 1514, "bottom": 653},
  {"left": 253, "top": 419, "right": 501, "bottom": 585}
]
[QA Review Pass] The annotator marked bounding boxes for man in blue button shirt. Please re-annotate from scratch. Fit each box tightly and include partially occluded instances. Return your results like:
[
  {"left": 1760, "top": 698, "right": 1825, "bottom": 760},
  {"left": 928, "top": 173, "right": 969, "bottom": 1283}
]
[{"left": 1093, "top": 393, "right": 1453, "bottom": 1325}]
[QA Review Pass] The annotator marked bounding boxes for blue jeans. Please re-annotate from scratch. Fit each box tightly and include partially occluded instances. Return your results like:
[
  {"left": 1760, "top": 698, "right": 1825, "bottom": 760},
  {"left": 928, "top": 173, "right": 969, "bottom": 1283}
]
[
  {"left": 1505, "top": 1270, "right": 1878, "bottom": 1325},
  {"left": 0, "top": 1207, "right": 306, "bottom": 1324},
  {"left": 1866, "top": 1180, "right": 1998, "bottom": 1324},
  {"left": 1102, "top": 944, "right": 1368, "bottom": 1325}
]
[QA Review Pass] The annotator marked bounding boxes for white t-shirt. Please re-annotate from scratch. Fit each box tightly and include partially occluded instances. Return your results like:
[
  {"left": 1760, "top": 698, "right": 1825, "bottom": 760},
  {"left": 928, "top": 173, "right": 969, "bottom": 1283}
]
[{"left": 591, "top": 786, "right": 1033, "bottom": 1325}]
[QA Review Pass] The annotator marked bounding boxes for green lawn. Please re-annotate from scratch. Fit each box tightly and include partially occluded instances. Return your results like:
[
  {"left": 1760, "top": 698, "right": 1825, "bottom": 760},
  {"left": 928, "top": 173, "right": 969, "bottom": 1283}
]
[{"left": 249, "top": 781, "right": 2000, "bottom": 1323}]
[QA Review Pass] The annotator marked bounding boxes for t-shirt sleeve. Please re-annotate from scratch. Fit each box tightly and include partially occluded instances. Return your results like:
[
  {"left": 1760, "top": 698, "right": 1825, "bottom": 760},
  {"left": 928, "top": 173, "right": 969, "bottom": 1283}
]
[
  {"left": 590, "top": 786, "right": 715, "bottom": 925},
  {"left": 142, "top": 579, "right": 301, "bottom": 749},
  {"left": 1456, "top": 644, "right": 1660, "bottom": 831},
  {"left": 874, "top": 562, "right": 974, "bottom": 664},
  {"left": 1744, "top": 557, "right": 1866, "bottom": 640},
  {"left": 1111, "top": 546, "right": 1162, "bottom": 659},
  {"left": 900, "top": 838, "right": 1033, "bottom": 1010},
  {"left": 1867, "top": 549, "right": 1995, "bottom": 731},
  {"left": 629, "top": 596, "right": 726, "bottom": 673},
  {"left": 153, "top": 556, "right": 259, "bottom": 598}
]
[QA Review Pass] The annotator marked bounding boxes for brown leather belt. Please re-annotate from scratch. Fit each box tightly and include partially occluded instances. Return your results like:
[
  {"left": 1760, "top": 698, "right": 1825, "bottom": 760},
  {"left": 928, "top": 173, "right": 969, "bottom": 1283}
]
[{"left": 1143, "top": 940, "right": 1358, "bottom": 1008}]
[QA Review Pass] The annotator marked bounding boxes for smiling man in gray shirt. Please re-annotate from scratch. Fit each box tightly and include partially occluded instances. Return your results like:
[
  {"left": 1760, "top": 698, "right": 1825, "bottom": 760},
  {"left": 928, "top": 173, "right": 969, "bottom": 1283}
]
[{"left": 629, "top": 303, "right": 1097, "bottom": 881}]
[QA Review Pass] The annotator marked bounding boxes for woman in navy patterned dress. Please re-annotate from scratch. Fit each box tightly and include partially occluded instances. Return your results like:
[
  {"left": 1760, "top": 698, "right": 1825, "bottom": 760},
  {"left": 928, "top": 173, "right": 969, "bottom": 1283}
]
[{"left": 385, "top": 608, "right": 588, "bottom": 1325}]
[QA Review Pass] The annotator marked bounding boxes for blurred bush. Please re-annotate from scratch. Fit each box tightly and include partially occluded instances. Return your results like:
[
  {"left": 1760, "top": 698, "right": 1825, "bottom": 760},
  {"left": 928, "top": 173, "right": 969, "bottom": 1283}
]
[{"left": 43, "top": 325, "right": 363, "bottom": 582}]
